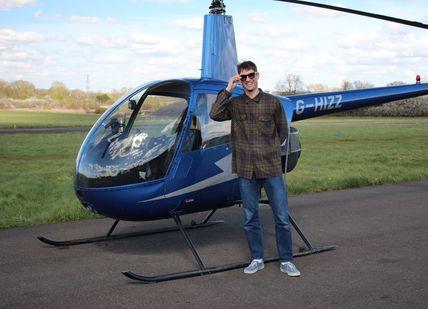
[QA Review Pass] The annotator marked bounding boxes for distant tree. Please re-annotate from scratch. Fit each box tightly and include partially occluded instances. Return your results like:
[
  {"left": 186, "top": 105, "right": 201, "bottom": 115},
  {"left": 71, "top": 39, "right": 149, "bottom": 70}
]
[
  {"left": 306, "top": 83, "right": 331, "bottom": 93},
  {"left": 387, "top": 81, "right": 406, "bottom": 87},
  {"left": 49, "top": 81, "right": 69, "bottom": 101},
  {"left": 341, "top": 80, "right": 374, "bottom": 90},
  {"left": 9, "top": 80, "right": 36, "bottom": 99},
  {"left": 274, "top": 74, "right": 305, "bottom": 95},
  {"left": 341, "top": 80, "right": 353, "bottom": 90},
  {"left": 96, "top": 93, "right": 111, "bottom": 104},
  {"left": 352, "top": 80, "right": 374, "bottom": 89},
  {"left": 0, "top": 79, "right": 9, "bottom": 98}
]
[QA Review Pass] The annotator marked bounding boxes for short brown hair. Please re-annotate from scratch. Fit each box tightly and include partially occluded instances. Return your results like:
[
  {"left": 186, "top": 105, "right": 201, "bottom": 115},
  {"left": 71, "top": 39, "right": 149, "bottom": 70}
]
[{"left": 237, "top": 61, "right": 257, "bottom": 74}]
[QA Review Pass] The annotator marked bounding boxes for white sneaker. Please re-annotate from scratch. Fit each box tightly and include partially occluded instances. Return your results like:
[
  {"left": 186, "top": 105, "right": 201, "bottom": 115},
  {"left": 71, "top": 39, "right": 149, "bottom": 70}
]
[
  {"left": 244, "top": 259, "right": 264, "bottom": 274},
  {"left": 280, "top": 261, "right": 301, "bottom": 277}
]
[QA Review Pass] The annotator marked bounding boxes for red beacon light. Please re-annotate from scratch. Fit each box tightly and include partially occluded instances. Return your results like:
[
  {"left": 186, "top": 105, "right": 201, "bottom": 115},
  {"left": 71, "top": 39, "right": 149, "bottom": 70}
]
[{"left": 416, "top": 75, "right": 421, "bottom": 84}]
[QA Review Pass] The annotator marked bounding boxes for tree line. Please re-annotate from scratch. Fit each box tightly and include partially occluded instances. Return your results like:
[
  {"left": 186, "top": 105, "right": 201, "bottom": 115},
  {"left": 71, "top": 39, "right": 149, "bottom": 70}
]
[
  {"left": 0, "top": 79, "right": 129, "bottom": 113},
  {"left": 1, "top": 77, "right": 427, "bottom": 116}
]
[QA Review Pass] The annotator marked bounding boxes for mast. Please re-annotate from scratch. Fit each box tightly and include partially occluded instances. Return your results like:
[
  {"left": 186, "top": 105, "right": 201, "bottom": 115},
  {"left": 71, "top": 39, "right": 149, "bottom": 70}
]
[{"left": 201, "top": 1, "right": 238, "bottom": 81}]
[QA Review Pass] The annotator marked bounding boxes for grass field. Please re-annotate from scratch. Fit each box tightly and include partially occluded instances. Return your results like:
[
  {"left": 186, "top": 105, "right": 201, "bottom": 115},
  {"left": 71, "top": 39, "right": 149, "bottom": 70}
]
[
  {"left": 0, "top": 116, "right": 427, "bottom": 229},
  {"left": 0, "top": 110, "right": 100, "bottom": 129},
  {"left": 288, "top": 121, "right": 428, "bottom": 194},
  {"left": 0, "top": 132, "right": 97, "bottom": 229}
]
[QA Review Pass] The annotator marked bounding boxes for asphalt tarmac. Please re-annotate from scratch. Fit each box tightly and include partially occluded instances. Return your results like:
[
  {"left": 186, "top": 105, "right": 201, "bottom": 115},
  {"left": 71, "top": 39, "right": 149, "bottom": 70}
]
[{"left": 1, "top": 181, "right": 427, "bottom": 308}]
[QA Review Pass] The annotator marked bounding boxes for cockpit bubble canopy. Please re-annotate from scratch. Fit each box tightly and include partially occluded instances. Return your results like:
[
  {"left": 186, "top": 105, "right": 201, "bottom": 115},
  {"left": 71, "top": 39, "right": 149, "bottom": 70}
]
[{"left": 75, "top": 80, "right": 190, "bottom": 188}]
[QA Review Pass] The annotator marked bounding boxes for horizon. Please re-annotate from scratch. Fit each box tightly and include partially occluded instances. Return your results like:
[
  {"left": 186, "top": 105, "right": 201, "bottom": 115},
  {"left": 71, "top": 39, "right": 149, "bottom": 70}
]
[{"left": 1, "top": 0, "right": 428, "bottom": 92}]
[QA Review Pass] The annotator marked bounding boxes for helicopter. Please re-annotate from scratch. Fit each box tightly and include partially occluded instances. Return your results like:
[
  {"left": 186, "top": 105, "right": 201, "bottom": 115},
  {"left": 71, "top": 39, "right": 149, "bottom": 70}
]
[{"left": 38, "top": 0, "right": 428, "bottom": 283}]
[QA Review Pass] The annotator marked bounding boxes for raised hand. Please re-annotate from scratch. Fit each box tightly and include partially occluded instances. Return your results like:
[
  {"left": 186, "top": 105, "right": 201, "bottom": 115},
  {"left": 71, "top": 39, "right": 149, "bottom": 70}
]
[{"left": 226, "top": 74, "right": 241, "bottom": 92}]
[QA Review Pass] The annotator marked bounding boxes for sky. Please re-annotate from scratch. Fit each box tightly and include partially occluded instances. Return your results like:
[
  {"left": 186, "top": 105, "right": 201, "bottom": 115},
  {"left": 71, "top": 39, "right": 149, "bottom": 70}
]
[{"left": 1, "top": 0, "right": 427, "bottom": 92}]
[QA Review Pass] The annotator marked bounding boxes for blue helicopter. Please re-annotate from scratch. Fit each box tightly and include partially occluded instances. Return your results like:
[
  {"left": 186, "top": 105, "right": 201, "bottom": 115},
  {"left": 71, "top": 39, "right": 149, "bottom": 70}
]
[{"left": 38, "top": 0, "right": 428, "bottom": 282}]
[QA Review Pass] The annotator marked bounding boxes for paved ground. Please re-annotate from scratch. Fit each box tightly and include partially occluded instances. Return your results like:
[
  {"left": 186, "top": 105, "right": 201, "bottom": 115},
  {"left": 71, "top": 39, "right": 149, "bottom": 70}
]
[{"left": 1, "top": 181, "right": 427, "bottom": 308}]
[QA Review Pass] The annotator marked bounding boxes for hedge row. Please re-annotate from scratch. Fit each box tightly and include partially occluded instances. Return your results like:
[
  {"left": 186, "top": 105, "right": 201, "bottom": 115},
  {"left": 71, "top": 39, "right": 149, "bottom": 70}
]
[{"left": 338, "top": 96, "right": 428, "bottom": 117}]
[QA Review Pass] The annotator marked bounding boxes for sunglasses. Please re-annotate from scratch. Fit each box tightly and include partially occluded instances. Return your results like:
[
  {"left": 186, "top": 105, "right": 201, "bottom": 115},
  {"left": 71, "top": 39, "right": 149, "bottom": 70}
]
[{"left": 240, "top": 72, "right": 258, "bottom": 81}]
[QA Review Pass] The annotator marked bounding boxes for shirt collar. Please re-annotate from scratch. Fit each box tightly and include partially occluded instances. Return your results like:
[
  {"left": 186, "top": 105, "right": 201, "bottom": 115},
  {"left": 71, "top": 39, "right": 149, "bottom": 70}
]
[{"left": 244, "top": 89, "right": 263, "bottom": 104}]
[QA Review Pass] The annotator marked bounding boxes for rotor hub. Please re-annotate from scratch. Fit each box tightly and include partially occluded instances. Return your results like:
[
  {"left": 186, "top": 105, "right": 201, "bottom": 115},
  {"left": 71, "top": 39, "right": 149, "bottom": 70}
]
[{"left": 209, "top": 0, "right": 226, "bottom": 14}]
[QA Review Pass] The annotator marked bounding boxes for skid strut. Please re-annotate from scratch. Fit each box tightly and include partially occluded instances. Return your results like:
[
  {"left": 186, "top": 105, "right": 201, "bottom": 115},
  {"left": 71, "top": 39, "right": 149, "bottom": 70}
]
[
  {"left": 37, "top": 210, "right": 223, "bottom": 247},
  {"left": 123, "top": 211, "right": 335, "bottom": 283}
]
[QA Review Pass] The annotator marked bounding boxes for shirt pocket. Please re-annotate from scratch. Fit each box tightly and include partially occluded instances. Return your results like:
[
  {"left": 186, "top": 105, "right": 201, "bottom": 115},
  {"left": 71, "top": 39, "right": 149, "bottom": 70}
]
[
  {"left": 258, "top": 115, "right": 275, "bottom": 136},
  {"left": 234, "top": 113, "right": 246, "bottom": 129}
]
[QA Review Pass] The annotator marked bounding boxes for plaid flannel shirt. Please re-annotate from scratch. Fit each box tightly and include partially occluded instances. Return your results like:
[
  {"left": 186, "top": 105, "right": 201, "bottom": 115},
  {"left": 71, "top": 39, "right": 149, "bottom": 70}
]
[{"left": 210, "top": 89, "right": 288, "bottom": 179}]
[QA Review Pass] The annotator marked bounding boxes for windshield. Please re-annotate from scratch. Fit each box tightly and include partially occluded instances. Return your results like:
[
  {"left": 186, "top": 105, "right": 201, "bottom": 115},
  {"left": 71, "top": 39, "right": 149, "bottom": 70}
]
[{"left": 75, "top": 86, "right": 188, "bottom": 188}]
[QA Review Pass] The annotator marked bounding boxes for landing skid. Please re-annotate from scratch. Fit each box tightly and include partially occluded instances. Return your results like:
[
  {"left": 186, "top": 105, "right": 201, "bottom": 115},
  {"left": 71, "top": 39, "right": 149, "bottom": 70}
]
[
  {"left": 123, "top": 209, "right": 335, "bottom": 283},
  {"left": 123, "top": 246, "right": 334, "bottom": 283},
  {"left": 37, "top": 210, "right": 223, "bottom": 247}
]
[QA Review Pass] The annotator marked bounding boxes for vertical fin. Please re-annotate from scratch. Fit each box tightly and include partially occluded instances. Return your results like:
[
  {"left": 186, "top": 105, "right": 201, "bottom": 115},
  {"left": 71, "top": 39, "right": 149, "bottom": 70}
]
[{"left": 201, "top": 13, "right": 238, "bottom": 81}]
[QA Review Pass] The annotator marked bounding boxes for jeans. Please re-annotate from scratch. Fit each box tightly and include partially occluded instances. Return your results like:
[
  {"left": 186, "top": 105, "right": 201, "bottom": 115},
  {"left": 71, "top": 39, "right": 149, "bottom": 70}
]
[{"left": 239, "top": 175, "right": 293, "bottom": 262}]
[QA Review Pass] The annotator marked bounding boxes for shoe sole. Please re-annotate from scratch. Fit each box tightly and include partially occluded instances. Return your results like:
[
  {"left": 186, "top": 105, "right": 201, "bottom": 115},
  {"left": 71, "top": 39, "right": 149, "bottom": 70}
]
[
  {"left": 280, "top": 268, "right": 301, "bottom": 277},
  {"left": 244, "top": 264, "right": 264, "bottom": 274}
]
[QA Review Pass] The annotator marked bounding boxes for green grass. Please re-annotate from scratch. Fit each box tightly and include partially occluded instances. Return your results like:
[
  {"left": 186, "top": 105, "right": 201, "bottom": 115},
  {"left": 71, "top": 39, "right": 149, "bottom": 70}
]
[
  {"left": 0, "top": 110, "right": 182, "bottom": 129},
  {"left": 287, "top": 121, "right": 428, "bottom": 194},
  {"left": 0, "top": 117, "right": 427, "bottom": 229},
  {"left": 0, "top": 110, "right": 100, "bottom": 128},
  {"left": 0, "top": 132, "right": 98, "bottom": 228}
]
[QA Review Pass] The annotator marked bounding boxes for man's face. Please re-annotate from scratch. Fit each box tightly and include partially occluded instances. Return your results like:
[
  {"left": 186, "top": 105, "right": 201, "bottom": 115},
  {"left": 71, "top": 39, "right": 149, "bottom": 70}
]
[{"left": 239, "top": 69, "right": 259, "bottom": 92}]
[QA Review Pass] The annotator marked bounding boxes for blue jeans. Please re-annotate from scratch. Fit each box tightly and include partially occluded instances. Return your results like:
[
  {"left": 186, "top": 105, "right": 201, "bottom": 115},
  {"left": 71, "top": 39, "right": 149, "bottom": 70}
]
[{"left": 239, "top": 175, "right": 293, "bottom": 262}]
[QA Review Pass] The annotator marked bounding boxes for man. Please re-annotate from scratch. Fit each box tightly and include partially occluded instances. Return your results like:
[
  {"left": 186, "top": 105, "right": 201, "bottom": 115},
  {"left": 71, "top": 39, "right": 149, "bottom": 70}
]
[{"left": 210, "top": 61, "right": 300, "bottom": 276}]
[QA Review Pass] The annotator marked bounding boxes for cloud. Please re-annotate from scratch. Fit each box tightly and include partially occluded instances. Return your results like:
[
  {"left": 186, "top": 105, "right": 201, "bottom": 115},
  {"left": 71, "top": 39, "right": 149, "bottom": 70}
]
[
  {"left": 246, "top": 12, "right": 269, "bottom": 23},
  {"left": 182, "top": 37, "right": 201, "bottom": 49},
  {"left": 130, "top": 32, "right": 177, "bottom": 56},
  {"left": 339, "top": 31, "right": 428, "bottom": 60},
  {"left": 34, "top": 11, "right": 119, "bottom": 24},
  {"left": 74, "top": 35, "right": 128, "bottom": 49},
  {"left": 131, "top": 33, "right": 159, "bottom": 45},
  {"left": 0, "top": 28, "right": 44, "bottom": 42},
  {"left": 141, "top": 0, "right": 192, "bottom": 3},
  {"left": 0, "top": 0, "right": 35, "bottom": 10},
  {"left": 106, "top": 17, "right": 121, "bottom": 24},
  {"left": 0, "top": 50, "right": 37, "bottom": 61},
  {"left": 344, "top": 48, "right": 398, "bottom": 63},
  {"left": 340, "top": 32, "right": 379, "bottom": 50},
  {"left": 275, "top": 37, "right": 312, "bottom": 51},
  {"left": 130, "top": 43, "right": 178, "bottom": 57},
  {"left": 95, "top": 54, "right": 128, "bottom": 63},
  {"left": 148, "top": 57, "right": 185, "bottom": 66},
  {"left": 69, "top": 15, "right": 101, "bottom": 24},
  {"left": 171, "top": 17, "right": 203, "bottom": 30},
  {"left": 33, "top": 11, "right": 64, "bottom": 20},
  {"left": 1, "top": 59, "right": 34, "bottom": 70},
  {"left": 293, "top": 4, "right": 341, "bottom": 18}
]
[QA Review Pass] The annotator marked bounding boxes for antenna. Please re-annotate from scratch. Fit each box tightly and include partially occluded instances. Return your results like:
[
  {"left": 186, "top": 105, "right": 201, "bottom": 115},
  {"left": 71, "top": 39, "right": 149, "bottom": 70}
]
[
  {"left": 274, "top": 58, "right": 298, "bottom": 92},
  {"left": 209, "top": 0, "right": 226, "bottom": 15}
]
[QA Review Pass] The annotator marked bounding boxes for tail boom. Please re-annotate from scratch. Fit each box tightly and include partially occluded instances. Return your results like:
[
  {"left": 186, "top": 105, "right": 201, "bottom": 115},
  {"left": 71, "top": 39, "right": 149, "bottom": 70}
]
[{"left": 283, "top": 83, "right": 428, "bottom": 121}]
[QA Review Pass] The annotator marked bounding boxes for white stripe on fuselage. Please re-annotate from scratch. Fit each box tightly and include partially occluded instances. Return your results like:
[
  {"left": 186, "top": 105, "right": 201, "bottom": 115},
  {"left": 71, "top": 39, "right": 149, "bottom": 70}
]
[{"left": 138, "top": 154, "right": 237, "bottom": 203}]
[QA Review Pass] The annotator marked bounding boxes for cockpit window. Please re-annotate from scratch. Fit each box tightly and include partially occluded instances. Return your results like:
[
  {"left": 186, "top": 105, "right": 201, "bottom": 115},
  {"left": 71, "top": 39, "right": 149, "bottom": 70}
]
[
  {"left": 196, "top": 93, "right": 231, "bottom": 148},
  {"left": 75, "top": 86, "right": 188, "bottom": 188}
]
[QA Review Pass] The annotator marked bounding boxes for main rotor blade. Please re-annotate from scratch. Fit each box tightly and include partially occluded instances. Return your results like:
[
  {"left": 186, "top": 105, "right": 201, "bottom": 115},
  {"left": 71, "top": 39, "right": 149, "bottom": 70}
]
[{"left": 275, "top": 0, "right": 428, "bottom": 30}]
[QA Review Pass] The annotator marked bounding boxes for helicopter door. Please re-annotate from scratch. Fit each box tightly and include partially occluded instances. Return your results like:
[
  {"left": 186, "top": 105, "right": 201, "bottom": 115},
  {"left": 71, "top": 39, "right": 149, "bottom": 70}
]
[{"left": 165, "top": 91, "right": 236, "bottom": 211}]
